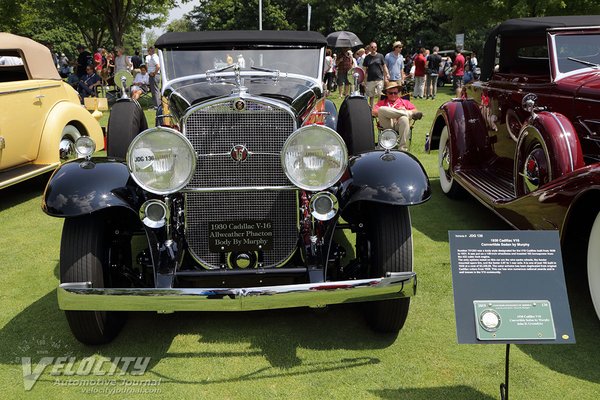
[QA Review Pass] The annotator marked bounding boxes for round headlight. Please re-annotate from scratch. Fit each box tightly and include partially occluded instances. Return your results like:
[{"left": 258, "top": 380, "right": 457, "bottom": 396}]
[
  {"left": 74, "top": 136, "right": 96, "bottom": 157},
  {"left": 281, "top": 125, "right": 348, "bottom": 191},
  {"left": 126, "top": 127, "right": 196, "bottom": 195},
  {"left": 378, "top": 129, "right": 398, "bottom": 150}
]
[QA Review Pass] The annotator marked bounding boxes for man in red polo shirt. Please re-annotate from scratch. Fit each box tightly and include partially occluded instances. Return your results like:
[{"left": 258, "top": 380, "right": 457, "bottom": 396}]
[
  {"left": 452, "top": 48, "right": 465, "bottom": 96},
  {"left": 372, "top": 81, "right": 423, "bottom": 151}
]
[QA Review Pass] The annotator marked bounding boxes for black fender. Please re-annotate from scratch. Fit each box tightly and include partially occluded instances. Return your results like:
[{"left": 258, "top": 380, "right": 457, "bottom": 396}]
[
  {"left": 42, "top": 158, "right": 141, "bottom": 218},
  {"left": 428, "top": 99, "right": 490, "bottom": 168},
  {"left": 339, "top": 150, "right": 431, "bottom": 222}
]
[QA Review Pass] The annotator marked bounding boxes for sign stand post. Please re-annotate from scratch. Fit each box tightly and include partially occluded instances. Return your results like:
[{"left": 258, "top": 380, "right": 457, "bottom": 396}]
[{"left": 500, "top": 343, "right": 510, "bottom": 400}]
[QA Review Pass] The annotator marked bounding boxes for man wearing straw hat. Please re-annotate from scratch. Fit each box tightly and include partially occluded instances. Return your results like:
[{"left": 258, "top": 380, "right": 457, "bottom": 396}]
[{"left": 372, "top": 81, "right": 423, "bottom": 151}]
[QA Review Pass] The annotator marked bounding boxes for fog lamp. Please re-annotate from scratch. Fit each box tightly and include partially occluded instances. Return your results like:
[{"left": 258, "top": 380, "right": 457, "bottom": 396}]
[
  {"left": 309, "top": 192, "right": 338, "bottom": 221},
  {"left": 140, "top": 200, "right": 168, "bottom": 228}
]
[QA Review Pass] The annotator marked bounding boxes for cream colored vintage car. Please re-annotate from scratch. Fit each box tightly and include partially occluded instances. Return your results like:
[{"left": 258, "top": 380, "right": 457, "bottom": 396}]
[{"left": 0, "top": 33, "right": 103, "bottom": 189}]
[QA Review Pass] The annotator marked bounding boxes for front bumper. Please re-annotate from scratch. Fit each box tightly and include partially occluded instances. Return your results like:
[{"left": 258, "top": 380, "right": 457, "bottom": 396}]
[{"left": 58, "top": 272, "right": 416, "bottom": 312}]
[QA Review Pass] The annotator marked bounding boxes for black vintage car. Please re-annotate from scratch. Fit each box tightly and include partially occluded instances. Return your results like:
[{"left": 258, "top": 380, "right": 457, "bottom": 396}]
[{"left": 42, "top": 31, "right": 430, "bottom": 344}]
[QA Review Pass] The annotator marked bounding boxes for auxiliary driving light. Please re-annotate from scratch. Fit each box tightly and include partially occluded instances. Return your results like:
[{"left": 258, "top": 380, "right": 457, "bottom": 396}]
[
  {"left": 309, "top": 192, "right": 338, "bottom": 221},
  {"left": 74, "top": 136, "right": 96, "bottom": 157},
  {"left": 139, "top": 200, "right": 168, "bottom": 228},
  {"left": 378, "top": 129, "right": 398, "bottom": 150}
]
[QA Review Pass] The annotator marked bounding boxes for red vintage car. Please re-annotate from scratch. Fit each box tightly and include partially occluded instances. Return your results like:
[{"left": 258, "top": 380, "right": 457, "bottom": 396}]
[{"left": 428, "top": 16, "right": 600, "bottom": 319}]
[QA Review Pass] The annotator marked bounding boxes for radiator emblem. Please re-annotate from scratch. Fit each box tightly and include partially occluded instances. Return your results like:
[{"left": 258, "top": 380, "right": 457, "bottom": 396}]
[
  {"left": 230, "top": 144, "right": 249, "bottom": 162},
  {"left": 234, "top": 99, "right": 246, "bottom": 111}
]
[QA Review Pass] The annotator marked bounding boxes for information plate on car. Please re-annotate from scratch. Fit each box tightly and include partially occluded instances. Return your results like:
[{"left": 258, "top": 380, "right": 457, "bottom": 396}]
[{"left": 209, "top": 220, "right": 274, "bottom": 252}]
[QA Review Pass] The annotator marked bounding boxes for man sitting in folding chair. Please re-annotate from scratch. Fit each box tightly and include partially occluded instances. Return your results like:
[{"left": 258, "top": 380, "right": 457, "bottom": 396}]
[
  {"left": 130, "top": 64, "right": 150, "bottom": 101},
  {"left": 372, "top": 81, "right": 423, "bottom": 151}
]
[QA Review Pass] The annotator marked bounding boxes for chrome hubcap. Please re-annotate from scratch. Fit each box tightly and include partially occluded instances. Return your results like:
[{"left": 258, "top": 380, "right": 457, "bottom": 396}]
[{"left": 59, "top": 138, "right": 76, "bottom": 160}]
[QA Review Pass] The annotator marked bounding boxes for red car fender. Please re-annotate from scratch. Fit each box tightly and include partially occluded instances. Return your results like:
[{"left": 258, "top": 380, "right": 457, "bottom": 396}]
[
  {"left": 429, "top": 99, "right": 489, "bottom": 168},
  {"left": 514, "top": 111, "right": 585, "bottom": 196}
]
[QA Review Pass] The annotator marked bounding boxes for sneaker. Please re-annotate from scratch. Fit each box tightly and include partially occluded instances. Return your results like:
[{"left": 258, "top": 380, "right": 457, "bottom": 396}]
[{"left": 411, "top": 111, "right": 423, "bottom": 120}]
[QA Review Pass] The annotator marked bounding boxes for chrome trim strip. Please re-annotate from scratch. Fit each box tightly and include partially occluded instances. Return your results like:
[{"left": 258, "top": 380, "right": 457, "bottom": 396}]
[
  {"left": 182, "top": 186, "right": 296, "bottom": 193},
  {"left": 0, "top": 83, "right": 61, "bottom": 96},
  {"left": 163, "top": 71, "right": 322, "bottom": 93},
  {"left": 58, "top": 272, "right": 416, "bottom": 312},
  {"left": 547, "top": 112, "right": 574, "bottom": 171}
]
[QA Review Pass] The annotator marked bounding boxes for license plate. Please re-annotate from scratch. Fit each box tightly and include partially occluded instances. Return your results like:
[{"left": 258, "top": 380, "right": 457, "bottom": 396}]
[{"left": 208, "top": 220, "right": 274, "bottom": 252}]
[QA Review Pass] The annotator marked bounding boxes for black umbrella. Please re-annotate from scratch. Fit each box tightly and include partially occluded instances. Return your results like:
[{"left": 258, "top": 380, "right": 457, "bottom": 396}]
[{"left": 326, "top": 31, "right": 363, "bottom": 48}]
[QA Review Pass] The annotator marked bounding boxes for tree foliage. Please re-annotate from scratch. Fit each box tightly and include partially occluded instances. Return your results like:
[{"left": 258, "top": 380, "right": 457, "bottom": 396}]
[{"left": 3, "top": 0, "right": 600, "bottom": 64}]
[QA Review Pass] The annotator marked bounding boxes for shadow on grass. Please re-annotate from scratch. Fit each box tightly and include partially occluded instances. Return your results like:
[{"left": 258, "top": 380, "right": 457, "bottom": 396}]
[
  {"left": 517, "top": 265, "right": 600, "bottom": 383},
  {"left": 0, "top": 173, "right": 50, "bottom": 212},
  {"left": 411, "top": 178, "right": 510, "bottom": 242},
  {"left": 371, "top": 385, "right": 495, "bottom": 400},
  {"left": 0, "top": 287, "right": 391, "bottom": 383}
]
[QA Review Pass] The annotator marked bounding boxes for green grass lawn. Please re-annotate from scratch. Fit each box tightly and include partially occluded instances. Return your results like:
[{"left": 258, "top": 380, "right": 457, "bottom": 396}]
[{"left": 1, "top": 86, "right": 599, "bottom": 399}]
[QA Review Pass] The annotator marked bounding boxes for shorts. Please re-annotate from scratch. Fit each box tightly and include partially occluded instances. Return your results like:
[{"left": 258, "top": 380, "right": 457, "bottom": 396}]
[
  {"left": 453, "top": 75, "right": 464, "bottom": 89},
  {"left": 337, "top": 71, "right": 350, "bottom": 85},
  {"left": 365, "top": 80, "right": 384, "bottom": 97}
]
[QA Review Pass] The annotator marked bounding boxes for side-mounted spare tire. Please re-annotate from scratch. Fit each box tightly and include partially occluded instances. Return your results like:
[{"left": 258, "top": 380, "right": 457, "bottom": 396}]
[
  {"left": 336, "top": 97, "right": 374, "bottom": 155},
  {"left": 107, "top": 100, "right": 148, "bottom": 158}
]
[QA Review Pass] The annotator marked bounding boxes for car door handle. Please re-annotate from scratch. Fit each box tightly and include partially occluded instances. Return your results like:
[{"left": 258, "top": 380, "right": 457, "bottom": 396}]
[{"left": 35, "top": 94, "right": 45, "bottom": 99}]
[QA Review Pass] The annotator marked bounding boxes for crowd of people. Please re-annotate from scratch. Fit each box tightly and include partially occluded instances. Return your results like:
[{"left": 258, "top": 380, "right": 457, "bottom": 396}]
[
  {"left": 323, "top": 40, "right": 479, "bottom": 151},
  {"left": 323, "top": 41, "right": 479, "bottom": 101},
  {"left": 57, "top": 44, "right": 160, "bottom": 108}
]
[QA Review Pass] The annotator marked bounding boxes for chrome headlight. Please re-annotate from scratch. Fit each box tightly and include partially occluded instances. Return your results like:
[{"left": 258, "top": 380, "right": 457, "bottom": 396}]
[
  {"left": 126, "top": 127, "right": 196, "bottom": 195},
  {"left": 281, "top": 125, "right": 348, "bottom": 191}
]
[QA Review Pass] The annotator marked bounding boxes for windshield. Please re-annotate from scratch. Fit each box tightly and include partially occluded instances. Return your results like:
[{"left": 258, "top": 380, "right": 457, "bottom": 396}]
[
  {"left": 554, "top": 33, "right": 600, "bottom": 74},
  {"left": 161, "top": 48, "right": 322, "bottom": 81}
]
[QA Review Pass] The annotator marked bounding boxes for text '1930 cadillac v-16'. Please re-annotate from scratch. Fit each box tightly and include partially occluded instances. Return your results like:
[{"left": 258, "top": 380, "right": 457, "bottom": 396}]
[{"left": 42, "top": 31, "right": 430, "bottom": 344}]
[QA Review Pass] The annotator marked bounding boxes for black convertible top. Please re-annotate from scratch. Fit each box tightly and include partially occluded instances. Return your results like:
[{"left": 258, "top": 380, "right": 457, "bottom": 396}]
[
  {"left": 155, "top": 31, "right": 327, "bottom": 49},
  {"left": 481, "top": 15, "right": 600, "bottom": 80},
  {"left": 492, "top": 15, "right": 600, "bottom": 36}
]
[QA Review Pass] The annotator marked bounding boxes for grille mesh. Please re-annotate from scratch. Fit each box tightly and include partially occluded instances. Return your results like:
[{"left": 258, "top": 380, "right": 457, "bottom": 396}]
[
  {"left": 185, "top": 191, "right": 299, "bottom": 269},
  {"left": 183, "top": 98, "right": 299, "bottom": 269},
  {"left": 185, "top": 100, "right": 295, "bottom": 188}
]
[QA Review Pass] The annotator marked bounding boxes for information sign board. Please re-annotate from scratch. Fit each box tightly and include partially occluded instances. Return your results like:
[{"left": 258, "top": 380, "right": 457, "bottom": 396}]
[{"left": 449, "top": 231, "right": 575, "bottom": 344}]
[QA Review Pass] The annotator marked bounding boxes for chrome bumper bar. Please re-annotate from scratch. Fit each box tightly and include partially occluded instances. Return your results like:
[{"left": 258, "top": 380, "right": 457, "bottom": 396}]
[{"left": 58, "top": 272, "right": 416, "bottom": 312}]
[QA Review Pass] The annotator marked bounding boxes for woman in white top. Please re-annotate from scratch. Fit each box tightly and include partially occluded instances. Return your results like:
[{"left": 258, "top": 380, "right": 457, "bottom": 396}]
[{"left": 131, "top": 65, "right": 149, "bottom": 100}]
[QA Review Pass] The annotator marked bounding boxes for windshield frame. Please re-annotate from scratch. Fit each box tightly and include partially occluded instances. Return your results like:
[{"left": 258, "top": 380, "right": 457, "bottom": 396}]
[
  {"left": 550, "top": 29, "right": 600, "bottom": 81},
  {"left": 160, "top": 46, "right": 324, "bottom": 84}
]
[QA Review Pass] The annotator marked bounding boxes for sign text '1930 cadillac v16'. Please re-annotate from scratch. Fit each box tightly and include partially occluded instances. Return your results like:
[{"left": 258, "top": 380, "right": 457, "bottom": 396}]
[
  {"left": 42, "top": 31, "right": 430, "bottom": 344},
  {"left": 428, "top": 16, "right": 600, "bottom": 320}
]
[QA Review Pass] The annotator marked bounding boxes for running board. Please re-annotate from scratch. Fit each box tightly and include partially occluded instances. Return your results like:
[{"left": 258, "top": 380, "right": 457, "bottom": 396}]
[
  {"left": 0, "top": 162, "right": 58, "bottom": 189},
  {"left": 455, "top": 168, "right": 515, "bottom": 202}
]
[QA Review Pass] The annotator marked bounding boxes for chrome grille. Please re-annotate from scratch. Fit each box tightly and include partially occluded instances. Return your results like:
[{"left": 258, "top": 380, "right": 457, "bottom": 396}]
[
  {"left": 184, "top": 99, "right": 295, "bottom": 188},
  {"left": 183, "top": 98, "right": 299, "bottom": 269},
  {"left": 185, "top": 191, "right": 299, "bottom": 269}
]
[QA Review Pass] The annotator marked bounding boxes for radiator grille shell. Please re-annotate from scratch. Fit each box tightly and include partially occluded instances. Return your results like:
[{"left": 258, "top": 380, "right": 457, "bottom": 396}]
[{"left": 183, "top": 98, "right": 299, "bottom": 269}]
